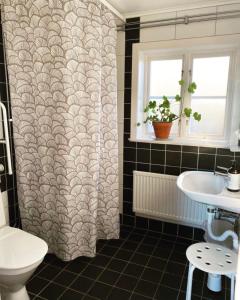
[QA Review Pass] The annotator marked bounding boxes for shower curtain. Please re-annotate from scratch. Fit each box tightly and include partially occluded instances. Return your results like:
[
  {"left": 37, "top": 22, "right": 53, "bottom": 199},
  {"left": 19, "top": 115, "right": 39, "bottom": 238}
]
[{"left": 2, "top": 0, "right": 119, "bottom": 260}]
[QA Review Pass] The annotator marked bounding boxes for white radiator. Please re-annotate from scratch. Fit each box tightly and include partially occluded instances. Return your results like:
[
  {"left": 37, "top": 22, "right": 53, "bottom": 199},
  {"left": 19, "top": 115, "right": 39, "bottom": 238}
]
[{"left": 133, "top": 171, "right": 207, "bottom": 228}]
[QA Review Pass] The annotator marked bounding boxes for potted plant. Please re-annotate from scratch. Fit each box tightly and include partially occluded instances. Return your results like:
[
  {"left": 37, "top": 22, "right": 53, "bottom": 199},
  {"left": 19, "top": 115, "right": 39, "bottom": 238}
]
[{"left": 139, "top": 80, "right": 201, "bottom": 139}]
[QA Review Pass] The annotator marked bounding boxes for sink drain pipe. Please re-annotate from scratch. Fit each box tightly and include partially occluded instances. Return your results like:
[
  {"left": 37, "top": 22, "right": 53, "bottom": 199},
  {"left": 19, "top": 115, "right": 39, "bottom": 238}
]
[{"left": 206, "top": 206, "right": 239, "bottom": 292}]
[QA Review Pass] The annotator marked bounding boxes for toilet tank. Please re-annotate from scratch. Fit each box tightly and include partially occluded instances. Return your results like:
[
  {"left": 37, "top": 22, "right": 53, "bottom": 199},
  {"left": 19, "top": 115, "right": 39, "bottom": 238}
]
[{"left": 0, "top": 191, "right": 6, "bottom": 227}]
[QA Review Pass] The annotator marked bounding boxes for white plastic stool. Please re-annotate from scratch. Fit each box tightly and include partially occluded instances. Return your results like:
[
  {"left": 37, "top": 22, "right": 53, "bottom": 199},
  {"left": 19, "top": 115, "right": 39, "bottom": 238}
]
[{"left": 186, "top": 242, "right": 237, "bottom": 300}]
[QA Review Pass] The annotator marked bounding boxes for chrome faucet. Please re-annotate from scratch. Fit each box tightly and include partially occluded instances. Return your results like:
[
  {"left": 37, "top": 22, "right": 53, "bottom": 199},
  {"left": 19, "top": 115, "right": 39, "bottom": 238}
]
[
  {"left": 214, "top": 166, "right": 229, "bottom": 177},
  {"left": 215, "top": 161, "right": 240, "bottom": 192}
]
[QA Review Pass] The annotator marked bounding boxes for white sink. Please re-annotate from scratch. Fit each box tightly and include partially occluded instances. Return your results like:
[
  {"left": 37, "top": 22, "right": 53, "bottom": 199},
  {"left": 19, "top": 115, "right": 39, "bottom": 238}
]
[{"left": 177, "top": 171, "right": 240, "bottom": 214}]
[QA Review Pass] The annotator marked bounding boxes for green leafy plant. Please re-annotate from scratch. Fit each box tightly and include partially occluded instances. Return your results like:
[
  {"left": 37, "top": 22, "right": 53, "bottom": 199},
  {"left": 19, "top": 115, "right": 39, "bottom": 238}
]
[{"left": 140, "top": 80, "right": 201, "bottom": 125}]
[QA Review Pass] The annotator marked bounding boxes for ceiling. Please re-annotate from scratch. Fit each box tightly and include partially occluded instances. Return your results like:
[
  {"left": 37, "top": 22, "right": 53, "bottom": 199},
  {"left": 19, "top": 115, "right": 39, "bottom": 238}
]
[{"left": 106, "top": 0, "right": 239, "bottom": 18}]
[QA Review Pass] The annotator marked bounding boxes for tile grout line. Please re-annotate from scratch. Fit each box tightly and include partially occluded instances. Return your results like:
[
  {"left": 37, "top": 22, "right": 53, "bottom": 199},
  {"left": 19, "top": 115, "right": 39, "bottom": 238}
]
[
  {"left": 152, "top": 236, "right": 177, "bottom": 299},
  {"left": 130, "top": 231, "right": 164, "bottom": 299},
  {"left": 105, "top": 227, "right": 148, "bottom": 299},
  {"left": 35, "top": 257, "right": 91, "bottom": 299}
]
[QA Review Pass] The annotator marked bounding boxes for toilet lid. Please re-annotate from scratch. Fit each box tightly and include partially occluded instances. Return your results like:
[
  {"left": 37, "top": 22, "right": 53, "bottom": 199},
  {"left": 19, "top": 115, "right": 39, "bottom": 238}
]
[{"left": 0, "top": 226, "right": 48, "bottom": 270}]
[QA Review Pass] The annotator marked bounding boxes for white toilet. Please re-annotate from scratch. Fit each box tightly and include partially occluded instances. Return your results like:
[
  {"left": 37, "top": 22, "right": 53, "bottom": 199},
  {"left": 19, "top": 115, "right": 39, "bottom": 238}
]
[{"left": 0, "top": 196, "right": 48, "bottom": 300}]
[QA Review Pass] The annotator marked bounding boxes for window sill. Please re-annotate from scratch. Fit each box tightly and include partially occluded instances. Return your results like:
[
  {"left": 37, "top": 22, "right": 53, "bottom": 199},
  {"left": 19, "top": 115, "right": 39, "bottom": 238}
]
[{"left": 130, "top": 136, "right": 230, "bottom": 149}]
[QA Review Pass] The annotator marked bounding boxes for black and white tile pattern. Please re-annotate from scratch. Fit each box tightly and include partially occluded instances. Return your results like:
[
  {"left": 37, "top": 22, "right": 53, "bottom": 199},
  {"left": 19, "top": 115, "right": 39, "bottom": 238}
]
[{"left": 27, "top": 225, "right": 230, "bottom": 299}]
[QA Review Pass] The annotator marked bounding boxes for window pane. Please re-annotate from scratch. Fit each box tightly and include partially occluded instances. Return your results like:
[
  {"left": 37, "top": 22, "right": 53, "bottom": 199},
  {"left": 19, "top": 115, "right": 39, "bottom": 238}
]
[
  {"left": 149, "top": 59, "right": 182, "bottom": 135},
  {"left": 189, "top": 56, "right": 230, "bottom": 137},
  {"left": 190, "top": 98, "right": 226, "bottom": 136},
  {"left": 191, "top": 57, "right": 230, "bottom": 97},
  {"left": 150, "top": 59, "right": 182, "bottom": 97}
]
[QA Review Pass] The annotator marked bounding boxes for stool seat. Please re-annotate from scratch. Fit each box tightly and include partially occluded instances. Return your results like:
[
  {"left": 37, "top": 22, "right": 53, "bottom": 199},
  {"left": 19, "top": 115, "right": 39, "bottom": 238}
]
[
  {"left": 186, "top": 242, "right": 237, "bottom": 300},
  {"left": 186, "top": 242, "right": 237, "bottom": 275}
]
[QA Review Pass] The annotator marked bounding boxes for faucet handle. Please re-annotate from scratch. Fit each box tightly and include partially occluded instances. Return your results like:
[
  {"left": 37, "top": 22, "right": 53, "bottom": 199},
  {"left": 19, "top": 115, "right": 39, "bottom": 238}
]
[{"left": 216, "top": 166, "right": 229, "bottom": 172}]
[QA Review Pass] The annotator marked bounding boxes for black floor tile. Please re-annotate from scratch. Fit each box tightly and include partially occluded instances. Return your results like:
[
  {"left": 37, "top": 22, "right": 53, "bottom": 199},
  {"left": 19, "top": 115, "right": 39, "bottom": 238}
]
[
  {"left": 88, "top": 282, "right": 112, "bottom": 299},
  {"left": 108, "top": 258, "right": 128, "bottom": 272},
  {"left": 107, "top": 287, "right": 132, "bottom": 300},
  {"left": 123, "top": 240, "right": 139, "bottom": 251},
  {"left": 181, "top": 277, "right": 203, "bottom": 296},
  {"left": 174, "top": 243, "right": 189, "bottom": 254},
  {"left": 130, "top": 252, "right": 149, "bottom": 265},
  {"left": 152, "top": 247, "right": 171, "bottom": 260},
  {"left": 131, "top": 293, "right": 152, "bottom": 300},
  {"left": 142, "top": 236, "right": 159, "bottom": 245},
  {"left": 81, "top": 265, "right": 103, "bottom": 280},
  {"left": 38, "top": 264, "right": 62, "bottom": 281},
  {"left": 70, "top": 276, "right": 94, "bottom": 293},
  {"left": 66, "top": 258, "right": 88, "bottom": 274},
  {"left": 39, "top": 282, "right": 66, "bottom": 299},
  {"left": 178, "top": 291, "right": 201, "bottom": 300},
  {"left": 155, "top": 285, "right": 179, "bottom": 300},
  {"left": 170, "top": 251, "right": 187, "bottom": 264},
  {"left": 89, "top": 254, "right": 110, "bottom": 268},
  {"left": 115, "top": 274, "right": 138, "bottom": 290},
  {"left": 128, "top": 233, "right": 145, "bottom": 242},
  {"left": 83, "top": 295, "right": 99, "bottom": 300},
  {"left": 165, "top": 261, "right": 186, "bottom": 277},
  {"left": 134, "top": 279, "right": 158, "bottom": 297},
  {"left": 123, "top": 263, "right": 144, "bottom": 277},
  {"left": 53, "top": 270, "right": 76, "bottom": 286},
  {"left": 158, "top": 239, "right": 175, "bottom": 250},
  {"left": 107, "top": 238, "right": 124, "bottom": 248},
  {"left": 99, "top": 245, "right": 118, "bottom": 256},
  {"left": 98, "top": 269, "right": 120, "bottom": 285},
  {"left": 50, "top": 257, "right": 70, "bottom": 269},
  {"left": 34, "top": 262, "right": 47, "bottom": 275},
  {"left": 60, "top": 289, "right": 84, "bottom": 299},
  {"left": 137, "top": 244, "right": 155, "bottom": 255},
  {"left": 147, "top": 257, "right": 167, "bottom": 271},
  {"left": 115, "top": 249, "right": 133, "bottom": 260},
  {"left": 141, "top": 268, "right": 162, "bottom": 284},
  {"left": 26, "top": 276, "right": 49, "bottom": 295},
  {"left": 161, "top": 273, "right": 182, "bottom": 290},
  {"left": 27, "top": 225, "right": 211, "bottom": 300}
]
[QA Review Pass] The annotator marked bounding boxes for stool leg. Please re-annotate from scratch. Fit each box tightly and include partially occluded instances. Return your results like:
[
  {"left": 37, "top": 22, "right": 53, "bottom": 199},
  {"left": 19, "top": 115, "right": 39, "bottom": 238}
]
[
  {"left": 230, "top": 275, "right": 235, "bottom": 300},
  {"left": 186, "top": 263, "right": 195, "bottom": 300}
]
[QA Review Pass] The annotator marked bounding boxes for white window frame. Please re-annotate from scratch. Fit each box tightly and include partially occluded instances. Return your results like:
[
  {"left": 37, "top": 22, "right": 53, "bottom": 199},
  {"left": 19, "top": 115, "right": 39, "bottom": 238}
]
[
  {"left": 130, "top": 35, "right": 240, "bottom": 148},
  {"left": 143, "top": 53, "right": 184, "bottom": 138}
]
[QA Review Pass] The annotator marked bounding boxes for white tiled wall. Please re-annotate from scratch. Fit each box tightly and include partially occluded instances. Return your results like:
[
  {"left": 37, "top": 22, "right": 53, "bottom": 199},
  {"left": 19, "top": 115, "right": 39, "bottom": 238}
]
[
  {"left": 139, "top": 3, "right": 240, "bottom": 43},
  {"left": 216, "top": 3, "right": 240, "bottom": 35},
  {"left": 116, "top": 3, "right": 240, "bottom": 212},
  {"left": 140, "top": 12, "right": 177, "bottom": 42},
  {"left": 176, "top": 7, "right": 217, "bottom": 39},
  {"left": 116, "top": 30, "right": 125, "bottom": 213}
]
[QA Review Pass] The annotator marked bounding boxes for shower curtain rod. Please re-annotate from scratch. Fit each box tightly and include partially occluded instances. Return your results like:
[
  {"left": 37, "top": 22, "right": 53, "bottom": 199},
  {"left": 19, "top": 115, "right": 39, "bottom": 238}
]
[{"left": 117, "top": 9, "right": 240, "bottom": 31}]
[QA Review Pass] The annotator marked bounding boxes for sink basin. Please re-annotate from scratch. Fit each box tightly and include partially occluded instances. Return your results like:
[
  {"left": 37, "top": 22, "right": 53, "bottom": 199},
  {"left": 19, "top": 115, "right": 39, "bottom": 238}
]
[{"left": 177, "top": 171, "right": 240, "bottom": 214}]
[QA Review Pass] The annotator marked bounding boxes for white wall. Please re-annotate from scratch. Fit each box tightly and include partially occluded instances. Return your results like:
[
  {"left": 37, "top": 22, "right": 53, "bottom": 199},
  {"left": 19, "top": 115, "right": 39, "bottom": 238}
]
[{"left": 140, "top": 3, "right": 240, "bottom": 43}]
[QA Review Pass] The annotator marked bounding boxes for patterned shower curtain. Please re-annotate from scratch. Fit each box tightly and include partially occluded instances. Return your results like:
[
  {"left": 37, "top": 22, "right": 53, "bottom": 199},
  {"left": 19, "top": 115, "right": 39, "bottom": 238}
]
[{"left": 2, "top": 0, "right": 119, "bottom": 260}]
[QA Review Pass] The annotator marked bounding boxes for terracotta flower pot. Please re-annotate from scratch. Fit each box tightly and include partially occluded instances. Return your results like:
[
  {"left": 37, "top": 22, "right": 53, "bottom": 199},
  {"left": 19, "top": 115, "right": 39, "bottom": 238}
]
[{"left": 152, "top": 122, "right": 172, "bottom": 139}]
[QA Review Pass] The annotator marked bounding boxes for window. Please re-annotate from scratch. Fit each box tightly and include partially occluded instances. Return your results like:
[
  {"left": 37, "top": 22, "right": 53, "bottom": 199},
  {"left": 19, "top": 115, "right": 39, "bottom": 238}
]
[
  {"left": 131, "top": 36, "right": 240, "bottom": 147},
  {"left": 189, "top": 56, "right": 230, "bottom": 138},
  {"left": 148, "top": 58, "right": 182, "bottom": 136}
]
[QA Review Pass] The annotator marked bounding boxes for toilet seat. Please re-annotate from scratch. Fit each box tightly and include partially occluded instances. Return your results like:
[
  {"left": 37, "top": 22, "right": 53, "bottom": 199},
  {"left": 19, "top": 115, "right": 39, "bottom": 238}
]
[{"left": 0, "top": 226, "right": 48, "bottom": 274}]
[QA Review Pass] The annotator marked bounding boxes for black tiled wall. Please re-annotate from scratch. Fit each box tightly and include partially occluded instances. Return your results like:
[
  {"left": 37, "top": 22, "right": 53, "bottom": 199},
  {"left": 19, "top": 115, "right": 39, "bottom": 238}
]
[
  {"left": 122, "top": 18, "right": 240, "bottom": 238},
  {"left": 0, "top": 20, "right": 20, "bottom": 227}
]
